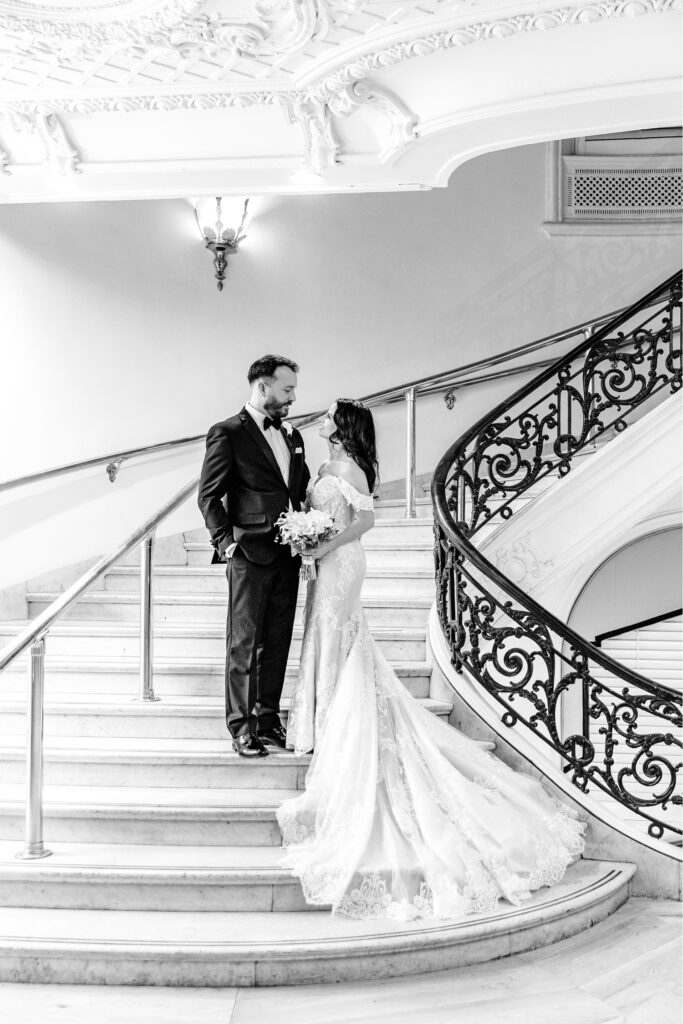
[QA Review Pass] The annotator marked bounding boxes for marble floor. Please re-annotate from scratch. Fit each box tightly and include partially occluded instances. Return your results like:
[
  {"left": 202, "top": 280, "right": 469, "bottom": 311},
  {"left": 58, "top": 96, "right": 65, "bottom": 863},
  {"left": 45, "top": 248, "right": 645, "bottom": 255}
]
[{"left": 0, "top": 898, "right": 680, "bottom": 1024}]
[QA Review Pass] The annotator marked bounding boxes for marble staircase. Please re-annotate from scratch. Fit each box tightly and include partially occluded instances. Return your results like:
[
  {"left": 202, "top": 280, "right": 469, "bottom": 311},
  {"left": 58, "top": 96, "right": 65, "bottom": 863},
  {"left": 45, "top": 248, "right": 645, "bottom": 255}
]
[{"left": 0, "top": 499, "right": 636, "bottom": 985}]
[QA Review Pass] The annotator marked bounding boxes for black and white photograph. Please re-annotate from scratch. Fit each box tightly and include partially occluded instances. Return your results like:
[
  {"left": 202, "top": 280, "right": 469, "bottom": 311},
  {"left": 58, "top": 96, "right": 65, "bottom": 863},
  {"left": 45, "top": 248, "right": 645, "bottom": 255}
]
[{"left": 0, "top": 2, "right": 681, "bottom": 1022}]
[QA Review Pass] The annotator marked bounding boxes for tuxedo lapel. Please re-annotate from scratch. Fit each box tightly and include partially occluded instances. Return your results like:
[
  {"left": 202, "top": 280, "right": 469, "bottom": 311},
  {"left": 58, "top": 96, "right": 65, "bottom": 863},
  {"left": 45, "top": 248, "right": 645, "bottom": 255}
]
[{"left": 239, "top": 409, "right": 285, "bottom": 485}]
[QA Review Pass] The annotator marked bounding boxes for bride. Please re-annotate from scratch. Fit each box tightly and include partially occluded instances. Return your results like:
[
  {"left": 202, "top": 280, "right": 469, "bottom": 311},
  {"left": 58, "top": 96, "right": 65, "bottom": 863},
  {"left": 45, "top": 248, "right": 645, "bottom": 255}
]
[{"left": 277, "top": 398, "right": 585, "bottom": 921}]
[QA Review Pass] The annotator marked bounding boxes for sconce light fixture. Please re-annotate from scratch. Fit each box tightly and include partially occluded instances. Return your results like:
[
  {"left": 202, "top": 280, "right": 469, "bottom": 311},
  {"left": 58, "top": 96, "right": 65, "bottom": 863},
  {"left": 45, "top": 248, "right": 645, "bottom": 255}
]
[{"left": 195, "top": 196, "right": 250, "bottom": 291}]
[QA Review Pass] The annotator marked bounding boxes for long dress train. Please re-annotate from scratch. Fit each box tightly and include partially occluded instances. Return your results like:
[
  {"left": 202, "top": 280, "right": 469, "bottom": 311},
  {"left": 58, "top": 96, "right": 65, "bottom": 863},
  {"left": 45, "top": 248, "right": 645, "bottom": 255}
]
[{"left": 278, "top": 474, "right": 585, "bottom": 921}]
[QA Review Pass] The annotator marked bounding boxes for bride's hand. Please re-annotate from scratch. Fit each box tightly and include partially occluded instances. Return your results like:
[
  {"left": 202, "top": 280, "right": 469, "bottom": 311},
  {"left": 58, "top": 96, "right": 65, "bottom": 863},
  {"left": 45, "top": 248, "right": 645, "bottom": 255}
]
[{"left": 301, "top": 541, "right": 332, "bottom": 560}]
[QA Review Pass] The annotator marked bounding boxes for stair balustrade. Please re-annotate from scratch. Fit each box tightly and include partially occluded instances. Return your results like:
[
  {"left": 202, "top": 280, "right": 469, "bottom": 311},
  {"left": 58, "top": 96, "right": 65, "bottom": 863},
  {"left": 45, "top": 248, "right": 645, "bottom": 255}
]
[
  {"left": 0, "top": 477, "right": 200, "bottom": 858},
  {"left": 432, "top": 271, "right": 682, "bottom": 842}
]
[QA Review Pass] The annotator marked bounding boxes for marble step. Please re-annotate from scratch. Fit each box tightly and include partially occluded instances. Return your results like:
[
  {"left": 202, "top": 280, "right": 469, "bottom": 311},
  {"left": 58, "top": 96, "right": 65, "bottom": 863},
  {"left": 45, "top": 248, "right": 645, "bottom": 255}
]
[
  {"left": 0, "top": 738, "right": 313, "bottom": 790},
  {"left": 0, "top": 784, "right": 294, "bottom": 846},
  {"left": 0, "top": 658, "right": 432, "bottom": 700},
  {"left": 0, "top": 695, "right": 452, "bottom": 741},
  {"left": 0, "top": 841, "right": 318, "bottom": 913},
  {"left": 0, "top": 621, "right": 428, "bottom": 662},
  {"left": 0, "top": 731, "right": 492, "bottom": 790},
  {"left": 0, "top": 860, "right": 635, "bottom": 986},
  {"left": 184, "top": 542, "right": 433, "bottom": 569},
  {"left": 105, "top": 564, "right": 436, "bottom": 597},
  {"left": 26, "top": 592, "right": 433, "bottom": 628}
]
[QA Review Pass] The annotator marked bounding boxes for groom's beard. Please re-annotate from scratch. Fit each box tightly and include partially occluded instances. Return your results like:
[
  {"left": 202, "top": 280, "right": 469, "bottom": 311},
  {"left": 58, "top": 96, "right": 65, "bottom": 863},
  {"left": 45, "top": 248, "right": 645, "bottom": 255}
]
[{"left": 264, "top": 398, "right": 291, "bottom": 420}]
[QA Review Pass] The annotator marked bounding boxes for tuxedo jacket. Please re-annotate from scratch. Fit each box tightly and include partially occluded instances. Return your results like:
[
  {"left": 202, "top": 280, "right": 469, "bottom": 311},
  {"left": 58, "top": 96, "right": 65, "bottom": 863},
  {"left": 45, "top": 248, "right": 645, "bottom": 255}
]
[{"left": 197, "top": 408, "right": 311, "bottom": 565}]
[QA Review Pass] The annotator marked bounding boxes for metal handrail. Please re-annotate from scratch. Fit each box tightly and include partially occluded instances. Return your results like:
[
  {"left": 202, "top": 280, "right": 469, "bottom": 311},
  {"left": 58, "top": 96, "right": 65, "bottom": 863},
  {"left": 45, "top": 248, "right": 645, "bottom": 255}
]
[
  {"left": 432, "top": 270, "right": 682, "bottom": 839},
  {"left": 0, "top": 474, "right": 200, "bottom": 859},
  {"left": 434, "top": 271, "right": 682, "bottom": 477},
  {"left": 0, "top": 477, "right": 200, "bottom": 674},
  {"left": 0, "top": 437, "right": 206, "bottom": 494},
  {"left": 0, "top": 296, "right": 650, "bottom": 496}
]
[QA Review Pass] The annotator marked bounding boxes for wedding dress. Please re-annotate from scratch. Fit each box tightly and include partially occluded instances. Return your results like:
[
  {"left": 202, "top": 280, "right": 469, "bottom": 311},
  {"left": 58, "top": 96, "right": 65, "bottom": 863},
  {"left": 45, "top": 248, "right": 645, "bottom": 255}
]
[{"left": 278, "top": 473, "right": 585, "bottom": 921}]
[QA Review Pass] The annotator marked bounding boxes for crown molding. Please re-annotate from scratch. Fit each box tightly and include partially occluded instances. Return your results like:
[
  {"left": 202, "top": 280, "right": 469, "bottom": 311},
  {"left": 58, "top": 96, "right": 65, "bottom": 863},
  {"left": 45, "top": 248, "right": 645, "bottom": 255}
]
[
  {"left": 0, "top": 0, "right": 203, "bottom": 48},
  {"left": 306, "top": 0, "right": 681, "bottom": 101},
  {"left": 0, "top": 0, "right": 370, "bottom": 65},
  {"left": 0, "top": 0, "right": 677, "bottom": 117}
]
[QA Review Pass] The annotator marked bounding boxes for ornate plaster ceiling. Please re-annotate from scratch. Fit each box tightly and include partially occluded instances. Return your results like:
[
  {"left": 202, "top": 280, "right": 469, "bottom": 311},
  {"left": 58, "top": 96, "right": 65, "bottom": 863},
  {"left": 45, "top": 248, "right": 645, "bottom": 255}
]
[{"left": 0, "top": 0, "right": 680, "bottom": 200}]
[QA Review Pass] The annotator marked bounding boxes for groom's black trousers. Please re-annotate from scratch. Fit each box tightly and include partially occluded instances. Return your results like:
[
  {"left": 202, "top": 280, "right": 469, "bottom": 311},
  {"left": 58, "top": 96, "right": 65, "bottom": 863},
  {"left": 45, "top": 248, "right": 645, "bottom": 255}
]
[{"left": 225, "top": 547, "right": 300, "bottom": 738}]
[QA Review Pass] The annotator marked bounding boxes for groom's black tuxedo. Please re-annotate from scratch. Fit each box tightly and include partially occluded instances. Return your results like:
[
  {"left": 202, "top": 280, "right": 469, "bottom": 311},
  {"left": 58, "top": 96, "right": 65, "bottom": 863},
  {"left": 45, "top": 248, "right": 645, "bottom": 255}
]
[
  {"left": 198, "top": 408, "right": 309, "bottom": 564},
  {"left": 198, "top": 408, "right": 311, "bottom": 738}
]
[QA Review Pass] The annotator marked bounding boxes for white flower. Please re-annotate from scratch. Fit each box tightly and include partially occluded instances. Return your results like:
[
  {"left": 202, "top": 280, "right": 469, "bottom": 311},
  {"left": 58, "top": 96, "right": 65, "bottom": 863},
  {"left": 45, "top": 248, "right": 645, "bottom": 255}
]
[
  {"left": 275, "top": 509, "right": 337, "bottom": 550},
  {"left": 282, "top": 421, "right": 293, "bottom": 436}
]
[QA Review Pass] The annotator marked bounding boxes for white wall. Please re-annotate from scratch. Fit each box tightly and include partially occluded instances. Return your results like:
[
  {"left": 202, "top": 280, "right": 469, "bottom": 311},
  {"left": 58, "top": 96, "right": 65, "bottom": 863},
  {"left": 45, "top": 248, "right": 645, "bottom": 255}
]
[
  {"left": 1, "top": 142, "right": 679, "bottom": 481},
  {"left": 568, "top": 528, "right": 683, "bottom": 642},
  {"left": 0, "top": 141, "right": 679, "bottom": 587}
]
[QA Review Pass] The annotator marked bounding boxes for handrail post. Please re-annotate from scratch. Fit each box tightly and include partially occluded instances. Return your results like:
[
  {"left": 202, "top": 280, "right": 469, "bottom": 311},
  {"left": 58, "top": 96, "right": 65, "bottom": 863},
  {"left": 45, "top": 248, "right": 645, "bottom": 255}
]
[
  {"left": 405, "top": 386, "right": 417, "bottom": 519},
  {"left": 136, "top": 532, "right": 159, "bottom": 703},
  {"left": 16, "top": 637, "right": 52, "bottom": 860}
]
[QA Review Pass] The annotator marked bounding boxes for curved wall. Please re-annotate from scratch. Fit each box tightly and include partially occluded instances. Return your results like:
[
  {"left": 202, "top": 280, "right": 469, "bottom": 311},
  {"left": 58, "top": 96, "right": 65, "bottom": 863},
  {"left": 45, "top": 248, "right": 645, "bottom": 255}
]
[{"left": 568, "top": 527, "right": 683, "bottom": 642}]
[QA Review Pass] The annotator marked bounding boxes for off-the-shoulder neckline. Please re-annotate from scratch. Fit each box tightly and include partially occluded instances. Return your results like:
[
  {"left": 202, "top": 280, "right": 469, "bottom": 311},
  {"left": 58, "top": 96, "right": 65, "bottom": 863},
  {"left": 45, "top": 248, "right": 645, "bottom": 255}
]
[
  {"left": 311, "top": 474, "right": 374, "bottom": 507},
  {"left": 315, "top": 472, "right": 368, "bottom": 493}
]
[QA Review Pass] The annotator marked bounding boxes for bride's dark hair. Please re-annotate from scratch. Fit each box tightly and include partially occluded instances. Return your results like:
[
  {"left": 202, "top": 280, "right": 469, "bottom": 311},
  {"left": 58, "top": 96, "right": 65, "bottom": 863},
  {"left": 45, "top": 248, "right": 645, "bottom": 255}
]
[{"left": 330, "top": 398, "right": 379, "bottom": 493}]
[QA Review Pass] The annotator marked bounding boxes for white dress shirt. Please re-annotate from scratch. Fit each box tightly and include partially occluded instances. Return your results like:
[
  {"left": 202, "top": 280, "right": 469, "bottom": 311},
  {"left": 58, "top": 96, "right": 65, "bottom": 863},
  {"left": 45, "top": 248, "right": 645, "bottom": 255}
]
[{"left": 245, "top": 402, "right": 291, "bottom": 486}]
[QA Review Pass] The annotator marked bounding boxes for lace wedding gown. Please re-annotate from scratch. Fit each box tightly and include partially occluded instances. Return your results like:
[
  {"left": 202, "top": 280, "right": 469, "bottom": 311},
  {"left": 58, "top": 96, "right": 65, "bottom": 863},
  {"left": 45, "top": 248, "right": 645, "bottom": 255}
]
[{"left": 278, "top": 474, "right": 585, "bottom": 921}]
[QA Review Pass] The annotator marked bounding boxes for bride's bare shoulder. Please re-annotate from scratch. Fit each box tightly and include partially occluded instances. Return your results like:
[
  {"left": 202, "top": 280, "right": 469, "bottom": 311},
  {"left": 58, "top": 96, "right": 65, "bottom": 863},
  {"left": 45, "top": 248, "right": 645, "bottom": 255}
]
[{"left": 328, "top": 459, "right": 371, "bottom": 495}]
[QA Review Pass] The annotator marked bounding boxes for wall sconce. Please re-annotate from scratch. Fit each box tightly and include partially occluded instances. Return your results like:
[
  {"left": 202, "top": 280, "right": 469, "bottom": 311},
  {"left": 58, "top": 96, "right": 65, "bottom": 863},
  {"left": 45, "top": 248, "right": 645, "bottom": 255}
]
[{"left": 195, "top": 197, "right": 250, "bottom": 291}]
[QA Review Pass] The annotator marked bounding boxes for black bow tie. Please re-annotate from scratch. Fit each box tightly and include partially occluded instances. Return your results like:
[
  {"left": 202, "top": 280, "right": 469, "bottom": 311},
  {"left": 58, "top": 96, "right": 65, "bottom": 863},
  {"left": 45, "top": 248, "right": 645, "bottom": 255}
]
[{"left": 263, "top": 415, "right": 282, "bottom": 431}]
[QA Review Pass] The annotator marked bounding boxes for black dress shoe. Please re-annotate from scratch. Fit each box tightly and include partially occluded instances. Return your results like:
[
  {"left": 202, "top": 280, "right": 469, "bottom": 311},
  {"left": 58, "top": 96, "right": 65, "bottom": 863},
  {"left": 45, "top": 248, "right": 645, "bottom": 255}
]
[
  {"left": 232, "top": 733, "right": 269, "bottom": 758},
  {"left": 258, "top": 724, "right": 288, "bottom": 748}
]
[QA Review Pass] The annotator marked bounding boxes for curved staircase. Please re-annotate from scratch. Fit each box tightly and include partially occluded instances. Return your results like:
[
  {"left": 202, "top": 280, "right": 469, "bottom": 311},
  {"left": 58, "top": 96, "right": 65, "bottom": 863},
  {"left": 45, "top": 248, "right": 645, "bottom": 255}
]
[
  {"left": 0, "top": 500, "right": 633, "bottom": 985},
  {"left": 432, "top": 273, "right": 682, "bottom": 876}
]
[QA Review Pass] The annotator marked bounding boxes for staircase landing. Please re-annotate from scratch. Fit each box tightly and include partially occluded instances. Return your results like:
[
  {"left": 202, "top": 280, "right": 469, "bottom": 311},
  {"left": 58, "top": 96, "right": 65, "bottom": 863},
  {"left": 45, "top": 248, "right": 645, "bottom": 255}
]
[{"left": 0, "top": 859, "right": 633, "bottom": 986}]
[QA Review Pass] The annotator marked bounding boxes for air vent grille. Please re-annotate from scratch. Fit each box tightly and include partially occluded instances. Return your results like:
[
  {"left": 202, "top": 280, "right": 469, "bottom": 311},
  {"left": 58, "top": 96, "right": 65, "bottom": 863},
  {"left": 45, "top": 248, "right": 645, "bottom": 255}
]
[{"left": 563, "top": 157, "right": 682, "bottom": 220}]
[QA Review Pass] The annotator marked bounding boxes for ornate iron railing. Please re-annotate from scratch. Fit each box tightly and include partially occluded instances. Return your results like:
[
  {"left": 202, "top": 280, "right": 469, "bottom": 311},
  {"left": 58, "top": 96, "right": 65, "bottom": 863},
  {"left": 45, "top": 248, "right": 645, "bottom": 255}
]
[{"left": 432, "top": 271, "right": 682, "bottom": 841}]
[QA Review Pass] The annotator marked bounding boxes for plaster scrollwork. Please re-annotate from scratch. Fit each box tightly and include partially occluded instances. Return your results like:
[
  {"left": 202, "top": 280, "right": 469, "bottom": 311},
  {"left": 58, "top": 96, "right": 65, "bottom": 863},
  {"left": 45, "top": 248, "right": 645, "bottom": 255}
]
[
  {"left": 328, "top": 78, "right": 417, "bottom": 159},
  {"left": 153, "top": 1, "right": 318, "bottom": 62},
  {"left": 284, "top": 94, "right": 339, "bottom": 171},
  {"left": 0, "top": 0, "right": 350, "bottom": 62},
  {"left": 0, "top": 143, "right": 10, "bottom": 175},
  {"left": 0, "top": 92, "right": 283, "bottom": 115},
  {"left": 9, "top": 110, "right": 81, "bottom": 174},
  {"left": 0, "top": 0, "right": 676, "bottom": 115},
  {"left": 494, "top": 534, "right": 554, "bottom": 588},
  {"left": 308, "top": 0, "right": 682, "bottom": 102},
  {"left": 0, "top": 0, "right": 204, "bottom": 54}
]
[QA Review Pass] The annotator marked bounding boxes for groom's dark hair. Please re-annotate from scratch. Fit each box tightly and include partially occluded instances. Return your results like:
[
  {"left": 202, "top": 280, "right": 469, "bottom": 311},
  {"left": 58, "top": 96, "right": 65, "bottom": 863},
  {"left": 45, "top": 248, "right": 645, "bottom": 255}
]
[{"left": 248, "top": 354, "right": 299, "bottom": 383}]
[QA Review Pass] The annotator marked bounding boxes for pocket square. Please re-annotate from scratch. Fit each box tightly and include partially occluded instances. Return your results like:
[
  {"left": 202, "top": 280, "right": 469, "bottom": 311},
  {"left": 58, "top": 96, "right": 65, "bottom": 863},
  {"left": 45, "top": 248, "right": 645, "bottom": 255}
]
[{"left": 295, "top": 447, "right": 303, "bottom": 453}]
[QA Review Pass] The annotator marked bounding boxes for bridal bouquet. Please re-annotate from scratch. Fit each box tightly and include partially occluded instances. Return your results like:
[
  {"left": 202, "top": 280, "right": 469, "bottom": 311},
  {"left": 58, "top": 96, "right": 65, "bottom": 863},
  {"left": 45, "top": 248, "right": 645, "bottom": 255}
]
[{"left": 276, "top": 509, "right": 337, "bottom": 581}]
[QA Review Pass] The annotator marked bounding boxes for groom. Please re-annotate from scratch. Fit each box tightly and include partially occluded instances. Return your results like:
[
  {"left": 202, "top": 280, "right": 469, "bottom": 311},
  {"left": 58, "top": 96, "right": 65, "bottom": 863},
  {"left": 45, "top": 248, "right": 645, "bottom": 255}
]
[{"left": 197, "top": 355, "right": 310, "bottom": 757}]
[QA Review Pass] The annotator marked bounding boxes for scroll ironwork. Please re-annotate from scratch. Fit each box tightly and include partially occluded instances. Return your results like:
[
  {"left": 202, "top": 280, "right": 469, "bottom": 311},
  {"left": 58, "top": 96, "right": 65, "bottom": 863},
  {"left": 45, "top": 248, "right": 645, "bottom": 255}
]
[{"left": 432, "top": 272, "right": 682, "bottom": 841}]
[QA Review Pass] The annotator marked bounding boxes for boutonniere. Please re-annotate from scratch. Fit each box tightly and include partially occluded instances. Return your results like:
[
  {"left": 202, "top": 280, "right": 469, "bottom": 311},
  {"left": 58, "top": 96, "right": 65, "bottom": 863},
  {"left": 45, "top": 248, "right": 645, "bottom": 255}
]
[{"left": 282, "top": 421, "right": 293, "bottom": 437}]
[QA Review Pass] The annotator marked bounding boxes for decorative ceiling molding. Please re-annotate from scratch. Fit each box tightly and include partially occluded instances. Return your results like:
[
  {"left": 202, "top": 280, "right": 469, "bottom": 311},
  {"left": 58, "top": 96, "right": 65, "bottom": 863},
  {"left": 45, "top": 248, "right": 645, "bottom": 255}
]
[
  {"left": 284, "top": 94, "right": 339, "bottom": 172},
  {"left": 328, "top": 79, "right": 417, "bottom": 160},
  {"left": 0, "top": 0, "right": 678, "bottom": 200},
  {"left": 0, "top": 92, "right": 286, "bottom": 115},
  {"left": 0, "top": 0, "right": 675, "bottom": 115},
  {"left": 7, "top": 109, "right": 81, "bottom": 172},
  {"left": 0, "top": 0, "right": 200, "bottom": 38},
  {"left": 283, "top": 77, "right": 417, "bottom": 170},
  {"left": 0, "top": 0, "right": 203, "bottom": 50},
  {"left": 0, "top": 0, "right": 408, "bottom": 68},
  {"left": 307, "top": 0, "right": 681, "bottom": 102}
]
